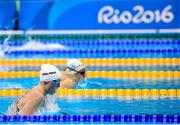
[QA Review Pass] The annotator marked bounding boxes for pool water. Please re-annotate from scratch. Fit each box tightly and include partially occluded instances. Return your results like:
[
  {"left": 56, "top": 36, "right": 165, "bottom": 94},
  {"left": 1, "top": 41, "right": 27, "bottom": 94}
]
[
  {"left": 0, "top": 77, "right": 179, "bottom": 118},
  {"left": 0, "top": 35, "right": 180, "bottom": 124},
  {"left": 0, "top": 78, "right": 180, "bottom": 89},
  {"left": 1, "top": 96, "right": 180, "bottom": 115}
]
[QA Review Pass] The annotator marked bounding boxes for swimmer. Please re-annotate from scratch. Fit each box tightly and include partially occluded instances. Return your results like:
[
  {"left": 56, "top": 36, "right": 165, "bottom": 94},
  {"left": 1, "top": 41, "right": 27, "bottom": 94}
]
[
  {"left": 60, "top": 59, "right": 86, "bottom": 89},
  {"left": 8, "top": 64, "right": 61, "bottom": 115}
]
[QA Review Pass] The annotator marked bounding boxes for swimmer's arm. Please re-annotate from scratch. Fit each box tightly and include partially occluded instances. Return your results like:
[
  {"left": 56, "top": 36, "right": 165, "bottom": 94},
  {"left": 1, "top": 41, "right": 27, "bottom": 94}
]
[{"left": 18, "top": 94, "right": 44, "bottom": 115}]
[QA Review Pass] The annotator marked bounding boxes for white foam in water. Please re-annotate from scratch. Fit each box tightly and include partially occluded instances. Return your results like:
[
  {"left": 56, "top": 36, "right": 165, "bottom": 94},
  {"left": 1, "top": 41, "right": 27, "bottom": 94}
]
[
  {"left": 0, "top": 83, "right": 23, "bottom": 90},
  {"left": 0, "top": 50, "right": 4, "bottom": 57},
  {"left": 0, "top": 36, "right": 10, "bottom": 57},
  {"left": 4, "top": 85, "right": 23, "bottom": 90},
  {"left": 87, "top": 80, "right": 102, "bottom": 86},
  {"left": 77, "top": 79, "right": 102, "bottom": 89},
  {"left": 0, "top": 66, "right": 9, "bottom": 71},
  {"left": 35, "top": 93, "right": 60, "bottom": 115},
  {"left": 44, "top": 94, "right": 60, "bottom": 112},
  {"left": 11, "top": 41, "right": 68, "bottom": 51}
]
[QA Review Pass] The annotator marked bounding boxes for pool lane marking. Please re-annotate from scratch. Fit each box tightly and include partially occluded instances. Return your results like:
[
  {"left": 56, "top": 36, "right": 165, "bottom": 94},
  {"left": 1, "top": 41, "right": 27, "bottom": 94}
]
[
  {"left": 0, "top": 58, "right": 180, "bottom": 66},
  {"left": 0, "top": 71, "right": 179, "bottom": 79},
  {"left": 0, "top": 115, "right": 179, "bottom": 123},
  {"left": 0, "top": 89, "right": 179, "bottom": 97}
]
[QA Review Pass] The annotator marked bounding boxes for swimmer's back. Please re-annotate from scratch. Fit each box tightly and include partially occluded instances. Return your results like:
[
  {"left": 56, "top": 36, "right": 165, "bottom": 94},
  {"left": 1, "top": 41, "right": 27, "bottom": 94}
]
[
  {"left": 8, "top": 86, "right": 44, "bottom": 115},
  {"left": 17, "top": 87, "right": 45, "bottom": 112}
]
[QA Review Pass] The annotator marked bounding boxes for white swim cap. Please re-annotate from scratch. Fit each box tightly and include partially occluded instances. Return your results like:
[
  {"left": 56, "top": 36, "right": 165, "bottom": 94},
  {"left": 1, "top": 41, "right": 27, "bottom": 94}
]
[
  {"left": 65, "top": 59, "right": 85, "bottom": 75},
  {"left": 40, "top": 64, "right": 61, "bottom": 82}
]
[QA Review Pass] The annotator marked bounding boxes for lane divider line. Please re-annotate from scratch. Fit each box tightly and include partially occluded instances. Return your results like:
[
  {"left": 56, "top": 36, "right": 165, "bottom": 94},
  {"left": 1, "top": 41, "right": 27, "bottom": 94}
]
[
  {"left": 0, "top": 89, "right": 179, "bottom": 97},
  {"left": 1, "top": 58, "right": 179, "bottom": 66},
  {"left": 0, "top": 115, "right": 179, "bottom": 123}
]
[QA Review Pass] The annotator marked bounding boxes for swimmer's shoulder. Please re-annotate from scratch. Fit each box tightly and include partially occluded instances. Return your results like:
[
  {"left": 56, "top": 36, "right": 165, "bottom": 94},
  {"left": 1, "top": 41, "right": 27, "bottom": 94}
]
[
  {"left": 18, "top": 87, "right": 44, "bottom": 110},
  {"left": 28, "top": 87, "right": 45, "bottom": 101}
]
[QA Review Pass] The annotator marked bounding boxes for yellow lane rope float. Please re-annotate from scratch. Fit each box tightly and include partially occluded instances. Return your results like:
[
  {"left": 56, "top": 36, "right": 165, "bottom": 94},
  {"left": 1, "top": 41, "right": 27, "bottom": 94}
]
[
  {"left": 0, "top": 89, "right": 179, "bottom": 97},
  {"left": 0, "top": 58, "right": 179, "bottom": 66},
  {"left": 0, "top": 71, "right": 179, "bottom": 79}
]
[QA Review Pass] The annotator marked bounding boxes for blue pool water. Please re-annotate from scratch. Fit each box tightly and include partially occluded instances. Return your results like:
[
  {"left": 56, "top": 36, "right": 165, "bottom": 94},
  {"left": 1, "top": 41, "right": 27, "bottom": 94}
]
[
  {"left": 0, "top": 97, "right": 180, "bottom": 115},
  {"left": 0, "top": 37, "right": 180, "bottom": 124},
  {"left": 0, "top": 78, "right": 180, "bottom": 89},
  {"left": 0, "top": 77, "right": 179, "bottom": 117}
]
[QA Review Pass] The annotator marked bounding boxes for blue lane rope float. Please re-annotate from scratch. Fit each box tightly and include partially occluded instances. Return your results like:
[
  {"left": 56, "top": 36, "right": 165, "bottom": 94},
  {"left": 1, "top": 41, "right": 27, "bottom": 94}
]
[
  {"left": 0, "top": 115, "right": 179, "bottom": 123},
  {"left": 4, "top": 49, "right": 180, "bottom": 56},
  {"left": 1, "top": 39, "right": 179, "bottom": 47}
]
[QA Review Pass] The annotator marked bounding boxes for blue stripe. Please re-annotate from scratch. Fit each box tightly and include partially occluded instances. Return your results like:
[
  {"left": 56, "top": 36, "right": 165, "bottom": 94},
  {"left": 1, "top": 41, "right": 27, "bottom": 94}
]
[
  {"left": 1, "top": 39, "right": 180, "bottom": 48},
  {"left": 0, "top": 115, "right": 179, "bottom": 123},
  {"left": 4, "top": 49, "right": 180, "bottom": 58}
]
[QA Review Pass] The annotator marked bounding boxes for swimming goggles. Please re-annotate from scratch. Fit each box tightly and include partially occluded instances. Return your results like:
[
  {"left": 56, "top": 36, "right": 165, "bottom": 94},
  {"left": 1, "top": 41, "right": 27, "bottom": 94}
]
[
  {"left": 52, "top": 79, "right": 61, "bottom": 88},
  {"left": 66, "top": 67, "right": 86, "bottom": 77}
]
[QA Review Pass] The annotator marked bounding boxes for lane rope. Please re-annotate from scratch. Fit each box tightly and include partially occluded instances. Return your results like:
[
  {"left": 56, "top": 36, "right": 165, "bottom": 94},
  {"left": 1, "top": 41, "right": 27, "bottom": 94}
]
[
  {"left": 0, "top": 58, "right": 180, "bottom": 66},
  {"left": 0, "top": 115, "right": 179, "bottom": 123},
  {"left": 0, "top": 89, "right": 179, "bottom": 97}
]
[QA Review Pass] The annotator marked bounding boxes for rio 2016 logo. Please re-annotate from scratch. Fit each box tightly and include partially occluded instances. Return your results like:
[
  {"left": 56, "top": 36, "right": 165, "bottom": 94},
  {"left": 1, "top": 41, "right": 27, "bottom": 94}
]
[{"left": 98, "top": 5, "right": 174, "bottom": 24}]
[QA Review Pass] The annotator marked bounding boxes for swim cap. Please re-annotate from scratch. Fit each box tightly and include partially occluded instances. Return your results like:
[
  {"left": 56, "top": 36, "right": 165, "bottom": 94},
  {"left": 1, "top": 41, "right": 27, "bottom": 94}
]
[
  {"left": 65, "top": 59, "right": 85, "bottom": 75},
  {"left": 40, "top": 64, "right": 61, "bottom": 82}
]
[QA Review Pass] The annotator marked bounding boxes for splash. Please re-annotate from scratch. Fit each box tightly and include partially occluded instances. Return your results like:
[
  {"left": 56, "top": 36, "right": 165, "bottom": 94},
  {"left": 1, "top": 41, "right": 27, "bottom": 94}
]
[
  {"left": 10, "top": 41, "right": 68, "bottom": 51},
  {"left": 0, "top": 31, "right": 12, "bottom": 58},
  {"left": 0, "top": 51, "right": 4, "bottom": 57},
  {"left": 35, "top": 93, "right": 60, "bottom": 115},
  {"left": 0, "top": 18, "right": 18, "bottom": 58},
  {"left": 12, "top": 34, "right": 67, "bottom": 51},
  {"left": 1, "top": 27, "right": 68, "bottom": 58},
  {"left": 6, "top": 93, "right": 60, "bottom": 115},
  {"left": 77, "top": 78, "right": 102, "bottom": 89},
  {"left": 0, "top": 84, "right": 23, "bottom": 90},
  {"left": 0, "top": 66, "right": 10, "bottom": 71}
]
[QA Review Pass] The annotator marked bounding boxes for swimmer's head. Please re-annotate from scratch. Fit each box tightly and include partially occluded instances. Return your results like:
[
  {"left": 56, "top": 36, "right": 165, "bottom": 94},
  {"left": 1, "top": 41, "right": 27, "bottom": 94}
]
[
  {"left": 40, "top": 64, "right": 61, "bottom": 95},
  {"left": 64, "top": 59, "right": 86, "bottom": 82}
]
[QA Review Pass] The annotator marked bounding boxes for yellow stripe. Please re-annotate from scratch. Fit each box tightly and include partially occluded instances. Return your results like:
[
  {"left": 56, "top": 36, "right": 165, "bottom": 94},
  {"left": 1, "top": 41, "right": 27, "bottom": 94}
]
[
  {"left": 0, "top": 58, "right": 179, "bottom": 66},
  {"left": 0, "top": 89, "right": 179, "bottom": 97},
  {"left": 0, "top": 71, "right": 179, "bottom": 79}
]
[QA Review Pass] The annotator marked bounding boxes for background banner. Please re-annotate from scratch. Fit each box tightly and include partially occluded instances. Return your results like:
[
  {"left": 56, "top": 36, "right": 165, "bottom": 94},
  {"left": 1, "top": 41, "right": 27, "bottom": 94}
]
[{"left": 0, "top": 0, "right": 179, "bottom": 30}]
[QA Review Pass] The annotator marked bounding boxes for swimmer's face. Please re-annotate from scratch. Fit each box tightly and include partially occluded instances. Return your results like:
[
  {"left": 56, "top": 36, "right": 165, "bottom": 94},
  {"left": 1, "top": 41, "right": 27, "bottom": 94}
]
[
  {"left": 45, "top": 79, "right": 60, "bottom": 95},
  {"left": 79, "top": 69, "right": 86, "bottom": 79},
  {"left": 74, "top": 69, "right": 86, "bottom": 82}
]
